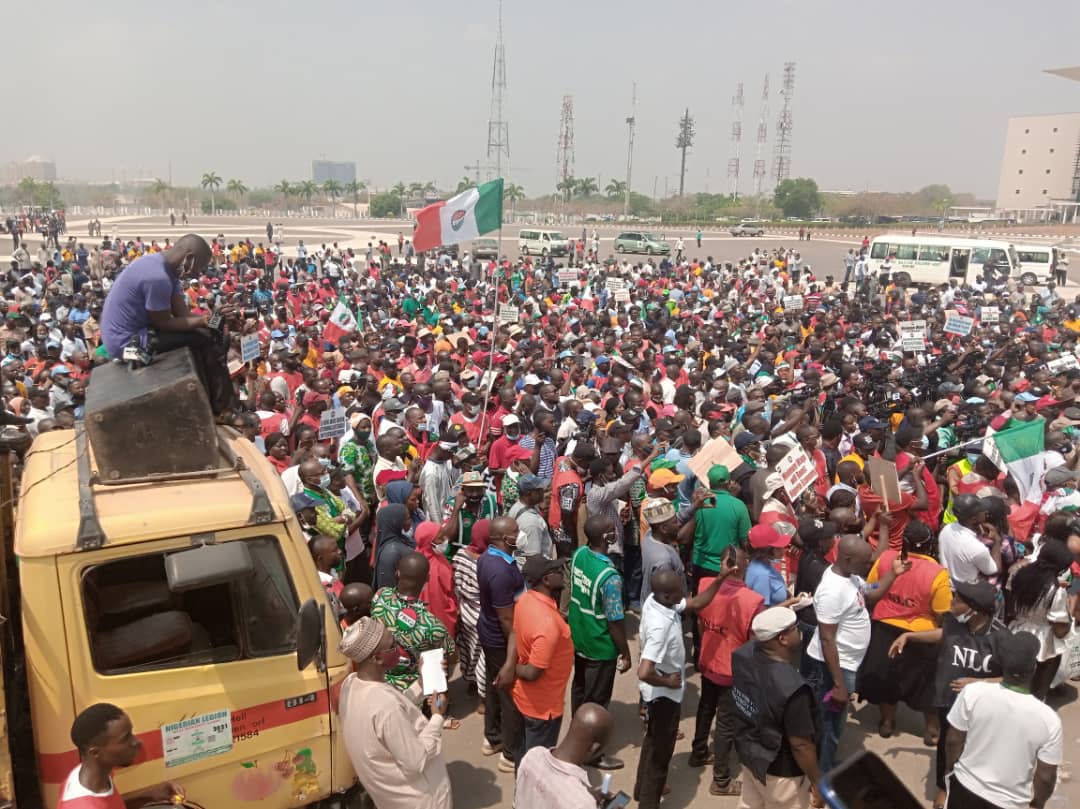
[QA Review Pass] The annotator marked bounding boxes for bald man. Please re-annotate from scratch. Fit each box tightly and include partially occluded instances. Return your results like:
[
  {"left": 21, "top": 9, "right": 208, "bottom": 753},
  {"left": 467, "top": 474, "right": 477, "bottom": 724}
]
[
  {"left": 340, "top": 583, "right": 374, "bottom": 626},
  {"left": 100, "top": 234, "right": 236, "bottom": 413},
  {"left": 515, "top": 703, "right": 614, "bottom": 809}
]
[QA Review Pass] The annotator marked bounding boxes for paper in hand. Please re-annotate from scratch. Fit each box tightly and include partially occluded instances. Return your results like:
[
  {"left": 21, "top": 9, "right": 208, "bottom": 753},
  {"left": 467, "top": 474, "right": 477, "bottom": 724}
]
[{"left": 420, "top": 648, "right": 447, "bottom": 695}]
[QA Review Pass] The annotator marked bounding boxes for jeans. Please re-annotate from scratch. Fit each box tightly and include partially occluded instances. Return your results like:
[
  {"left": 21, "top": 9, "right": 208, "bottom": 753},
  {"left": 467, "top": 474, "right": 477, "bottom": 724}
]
[
  {"left": 691, "top": 678, "right": 736, "bottom": 785},
  {"left": 633, "top": 697, "right": 681, "bottom": 809},
  {"left": 149, "top": 328, "right": 236, "bottom": 415},
  {"left": 804, "top": 656, "right": 858, "bottom": 774},
  {"left": 481, "top": 644, "right": 512, "bottom": 747},
  {"left": 503, "top": 703, "right": 562, "bottom": 773},
  {"left": 571, "top": 655, "right": 617, "bottom": 714}
]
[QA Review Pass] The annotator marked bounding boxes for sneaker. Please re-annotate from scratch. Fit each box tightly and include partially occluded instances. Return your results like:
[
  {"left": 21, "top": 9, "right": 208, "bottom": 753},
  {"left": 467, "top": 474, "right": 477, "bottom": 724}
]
[
  {"left": 497, "top": 753, "right": 515, "bottom": 773},
  {"left": 481, "top": 739, "right": 502, "bottom": 756}
]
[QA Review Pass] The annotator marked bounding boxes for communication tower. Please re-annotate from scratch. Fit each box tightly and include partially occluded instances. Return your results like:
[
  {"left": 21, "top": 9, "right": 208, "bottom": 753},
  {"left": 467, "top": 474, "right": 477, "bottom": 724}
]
[
  {"left": 727, "top": 82, "right": 744, "bottom": 198},
  {"left": 752, "top": 74, "right": 769, "bottom": 195},
  {"left": 772, "top": 62, "right": 796, "bottom": 187}
]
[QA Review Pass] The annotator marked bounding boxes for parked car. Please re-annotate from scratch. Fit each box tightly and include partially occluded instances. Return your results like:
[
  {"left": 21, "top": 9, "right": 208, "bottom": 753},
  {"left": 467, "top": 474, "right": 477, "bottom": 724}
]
[
  {"left": 613, "top": 232, "right": 671, "bottom": 255},
  {"left": 729, "top": 222, "right": 766, "bottom": 237},
  {"left": 472, "top": 237, "right": 500, "bottom": 260}
]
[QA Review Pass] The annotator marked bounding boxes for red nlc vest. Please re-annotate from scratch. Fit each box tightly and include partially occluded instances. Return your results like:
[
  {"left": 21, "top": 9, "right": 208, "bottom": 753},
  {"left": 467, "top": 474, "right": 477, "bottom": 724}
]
[
  {"left": 549, "top": 457, "right": 583, "bottom": 533},
  {"left": 871, "top": 550, "right": 943, "bottom": 623},
  {"left": 697, "top": 579, "right": 765, "bottom": 684}
]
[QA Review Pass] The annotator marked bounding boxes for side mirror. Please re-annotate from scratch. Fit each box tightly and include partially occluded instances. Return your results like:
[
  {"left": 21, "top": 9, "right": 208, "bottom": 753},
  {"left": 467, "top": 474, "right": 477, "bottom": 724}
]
[{"left": 296, "top": 598, "right": 327, "bottom": 673}]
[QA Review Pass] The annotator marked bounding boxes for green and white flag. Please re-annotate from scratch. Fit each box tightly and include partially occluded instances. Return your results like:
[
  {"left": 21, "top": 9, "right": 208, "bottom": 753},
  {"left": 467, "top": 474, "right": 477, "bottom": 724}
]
[{"left": 984, "top": 419, "right": 1045, "bottom": 503}]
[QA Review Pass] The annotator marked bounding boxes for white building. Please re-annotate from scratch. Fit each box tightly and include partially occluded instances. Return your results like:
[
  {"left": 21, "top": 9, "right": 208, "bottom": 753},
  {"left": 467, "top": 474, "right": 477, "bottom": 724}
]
[{"left": 994, "top": 112, "right": 1080, "bottom": 211}]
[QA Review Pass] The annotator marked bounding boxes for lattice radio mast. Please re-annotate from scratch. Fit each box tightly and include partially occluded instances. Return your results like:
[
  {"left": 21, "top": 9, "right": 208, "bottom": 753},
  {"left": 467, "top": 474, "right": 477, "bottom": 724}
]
[
  {"left": 752, "top": 73, "right": 769, "bottom": 196},
  {"left": 556, "top": 95, "right": 575, "bottom": 195},
  {"left": 727, "top": 82, "right": 744, "bottom": 199},
  {"left": 772, "top": 62, "right": 796, "bottom": 188},
  {"left": 485, "top": 0, "right": 510, "bottom": 180}
]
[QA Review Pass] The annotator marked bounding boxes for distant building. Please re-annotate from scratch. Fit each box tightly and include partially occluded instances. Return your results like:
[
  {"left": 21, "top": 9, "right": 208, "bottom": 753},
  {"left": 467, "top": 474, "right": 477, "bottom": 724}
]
[
  {"left": 311, "top": 160, "right": 356, "bottom": 185},
  {"left": 3, "top": 156, "right": 58, "bottom": 185},
  {"left": 995, "top": 113, "right": 1080, "bottom": 210}
]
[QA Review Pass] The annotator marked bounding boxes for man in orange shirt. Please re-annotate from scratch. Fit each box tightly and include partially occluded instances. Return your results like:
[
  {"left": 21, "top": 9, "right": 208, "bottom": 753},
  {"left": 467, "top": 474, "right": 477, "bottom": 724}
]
[{"left": 505, "top": 555, "right": 574, "bottom": 774}]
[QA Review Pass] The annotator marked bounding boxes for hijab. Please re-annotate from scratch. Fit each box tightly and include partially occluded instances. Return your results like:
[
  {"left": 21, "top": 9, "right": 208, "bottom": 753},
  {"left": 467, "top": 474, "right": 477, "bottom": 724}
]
[
  {"left": 468, "top": 518, "right": 492, "bottom": 555},
  {"left": 375, "top": 503, "right": 410, "bottom": 548},
  {"left": 385, "top": 479, "right": 427, "bottom": 524},
  {"left": 414, "top": 521, "right": 459, "bottom": 635}
]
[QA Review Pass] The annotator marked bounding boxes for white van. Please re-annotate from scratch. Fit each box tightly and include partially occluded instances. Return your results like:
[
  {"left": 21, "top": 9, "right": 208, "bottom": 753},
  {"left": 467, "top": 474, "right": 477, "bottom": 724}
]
[
  {"left": 866, "top": 234, "right": 1018, "bottom": 286},
  {"left": 1013, "top": 243, "right": 1058, "bottom": 286},
  {"left": 518, "top": 229, "right": 570, "bottom": 257}
]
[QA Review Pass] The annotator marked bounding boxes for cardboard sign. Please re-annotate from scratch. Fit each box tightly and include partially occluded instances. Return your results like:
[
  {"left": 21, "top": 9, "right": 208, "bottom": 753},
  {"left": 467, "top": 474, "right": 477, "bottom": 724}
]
[
  {"left": 980, "top": 305, "right": 999, "bottom": 324},
  {"left": 899, "top": 319, "right": 926, "bottom": 338},
  {"left": 866, "top": 455, "right": 901, "bottom": 505},
  {"left": 776, "top": 446, "right": 817, "bottom": 501},
  {"left": 318, "top": 407, "right": 347, "bottom": 440},
  {"left": 605, "top": 278, "right": 627, "bottom": 293},
  {"left": 240, "top": 334, "right": 261, "bottom": 363},
  {"left": 782, "top": 295, "right": 804, "bottom": 312},
  {"left": 944, "top": 313, "right": 974, "bottom": 336},
  {"left": 686, "top": 436, "right": 744, "bottom": 487},
  {"left": 497, "top": 304, "right": 520, "bottom": 325},
  {"left": 1047, "top": 355, "right": 1080, "bottom": 374},
  {"left": 558, "top": 268, "right": 579, "bottom": 286}
]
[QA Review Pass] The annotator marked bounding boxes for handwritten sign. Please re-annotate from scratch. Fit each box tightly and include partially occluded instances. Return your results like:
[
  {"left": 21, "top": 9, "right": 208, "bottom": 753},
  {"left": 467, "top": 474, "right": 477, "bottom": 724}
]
[
  {"left": 240, "top": 334, "right": 261, "bottom": 363},
  {"left": 782, "top": 295, "right": 804, "bottom": 312},
  {"left": 944, "top": 313, "right": 974, "bottom": 336},
  {"left": 980, "top": 305, "right": 999, "bottom": 324},
  {"left": 318, "top": 407, "right": 347, "bottom": 440},
  {"left": 1047, "top": 355, "right": 1080, "bottom": 374},
  {"left": 558, "top": 268, "right": 579, "bottom": 286},
  {"left": 899, "top": 319, "right": 926, "bottom": 352},
  {"left": 497, "top": 304, "right": 520, "bottom": 325},
  {"left": 777, "top": 446, "right": 817, "bottom": 501},
  {"left": 686, "top": 436, "right": 744, "bottom": 487}
]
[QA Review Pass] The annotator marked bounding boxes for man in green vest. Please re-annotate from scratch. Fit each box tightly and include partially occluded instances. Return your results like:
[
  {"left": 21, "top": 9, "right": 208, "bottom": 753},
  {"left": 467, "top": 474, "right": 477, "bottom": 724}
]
[{"left": 568, "top": 514, "right": 632, "bottom": 771}]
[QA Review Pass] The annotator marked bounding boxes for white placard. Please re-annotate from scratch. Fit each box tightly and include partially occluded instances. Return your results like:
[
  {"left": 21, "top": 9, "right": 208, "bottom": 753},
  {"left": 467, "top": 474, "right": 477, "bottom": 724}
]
[
  {"left": 558, "top": 268, "right": 579, "bottom": 286},
  {"left": 162, "top": 709, "right": 232, "bottom": 769},
  {"left": 944, "top": 314, "right": 974, "bottom": 336},
  {"left": 899, "top": 319, "right": 926, "bottom": 338},
  {"left": 981, "top": 306, "right": 999, "bottom": 324},
  {"left": 420, "top": 648, "right": 447, "bottom": 695},
  {"left": 605, "top": 278, "right": 628, "bottom": 293},
  {"left": 497, "top": 305, "right": 520, "bottom": 325},
  {"left": 1047, "top": 355, "right": 1080, "bottom": 373},
  {"left": 240, "top": 334, "right": 261, "bottom": 363},
  {"left": 782, "top": 295, "right": 804, "bottom": 312},
  {"left": 901, "top": 336, "right": 926, "bottom": 352},
  {"left": 319, "top": 407, "right": 347, "bottom": 440},
  {"left": 776, "top": 446, "right": 817, "bottom": 501}
]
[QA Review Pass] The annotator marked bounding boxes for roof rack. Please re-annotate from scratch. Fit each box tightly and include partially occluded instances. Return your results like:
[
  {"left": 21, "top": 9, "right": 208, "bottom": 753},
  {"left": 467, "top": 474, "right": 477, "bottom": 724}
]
[{"left": 74, "top": 425, "right": 275, "bottom": 552}]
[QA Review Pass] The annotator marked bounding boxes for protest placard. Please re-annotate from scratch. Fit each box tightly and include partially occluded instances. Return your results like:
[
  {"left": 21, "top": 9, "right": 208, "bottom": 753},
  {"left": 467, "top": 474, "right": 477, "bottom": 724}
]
[
  {"left": 558, "top": 268, "right": 579, "bottom": 286},
  {"left": 686, "top": 436, "right": 744, "bottom": 487},
  {"left": 497, "top": 304, "right": 520, "bottom": 325},
  {"left": 1047, "top": 354, "right": 1080, "bottom": 374},
  {"left": 866, "top": 455, "right": 901, "bottom": 505},
  {"left": 318, "top": 407, "right": 347, "bottom": 440},
  {"left": 240, "top": 334, "right": 261, "bottom": 363},
  {"left": 944, "top": 313, "right": 974, "bottom": 336},
  {"left": 980, "top": 305, "right": 999, "bottom": 324},
  {"left": 776, "top": 446, "right": 817, "bottom": 501},
  {"left": 782, "top": 295, "right": 804, "bottom": 312},
  {"left": 899, "top": 320, "right": 926, "bottom": 352}
]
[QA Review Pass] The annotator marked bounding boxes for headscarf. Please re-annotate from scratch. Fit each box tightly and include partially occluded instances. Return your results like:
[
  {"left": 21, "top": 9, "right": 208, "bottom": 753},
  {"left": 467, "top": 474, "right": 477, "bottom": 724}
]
[
  {"left": 375, "top": 503, "right": 409, "bottom": 547},
  {"left": 385, "top": 479, "right": 427, "bottom": 524},
  {"left": 414, "top": 521, "right": 459, "bottom": 635},
  {"left": 468, "top": 518, "right": 492, "bottom": 554}
]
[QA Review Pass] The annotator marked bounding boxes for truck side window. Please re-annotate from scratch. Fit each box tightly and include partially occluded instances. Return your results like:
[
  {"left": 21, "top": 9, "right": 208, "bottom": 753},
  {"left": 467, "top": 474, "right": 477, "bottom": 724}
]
[{"left": 81, "top": 537, "right": 299, "bottom": 675}]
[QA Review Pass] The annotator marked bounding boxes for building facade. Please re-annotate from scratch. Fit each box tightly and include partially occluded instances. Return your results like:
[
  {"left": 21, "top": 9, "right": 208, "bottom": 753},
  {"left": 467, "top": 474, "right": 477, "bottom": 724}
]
[
  {"left": 2, "top": 156, "right": 57, "bottom": 185},
  {"left": 311, "top": 160, "right": 356, "bottom": 185},
  {"left": 995, "top": 112, "right": 1080, "bottom": 211}
]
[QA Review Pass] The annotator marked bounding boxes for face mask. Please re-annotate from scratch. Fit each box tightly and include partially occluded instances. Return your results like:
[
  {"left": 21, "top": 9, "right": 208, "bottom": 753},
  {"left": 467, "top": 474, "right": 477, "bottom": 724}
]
[
  {"left": 966, "top": 454, "right": 980, "bottom": 465},
  {"left": 955, "top": 610, "right": 974, "bottom": 624},
  {"left": 505, "top": 431, "right": 520, "bottom": 443},
  {"left": 319, "top": 473, "right": 331, "bottom": 489},
  {"left": 355, "top": 430, "right": 371, "bottom": 443},
  {"left": 434, "top": 540, "right": 449, "bottom": 555},
  {"left": 377, "top": 645, "right": 404, "bottom": 669}
]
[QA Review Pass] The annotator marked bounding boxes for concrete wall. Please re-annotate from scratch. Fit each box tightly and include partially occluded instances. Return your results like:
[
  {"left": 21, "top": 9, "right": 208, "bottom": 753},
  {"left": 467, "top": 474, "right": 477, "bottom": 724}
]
[{"left": 996, "top": 112, "right": 1080, "bottom": 209}]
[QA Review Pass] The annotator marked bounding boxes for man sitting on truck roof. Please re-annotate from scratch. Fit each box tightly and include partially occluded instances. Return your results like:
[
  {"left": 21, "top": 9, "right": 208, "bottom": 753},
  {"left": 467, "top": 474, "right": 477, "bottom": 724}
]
[
  {"left": 99, "top": 234, "right": 236, "bottom": 416},
  {"left": 60, "top": 702, "right": 182, "bottom": 809}
]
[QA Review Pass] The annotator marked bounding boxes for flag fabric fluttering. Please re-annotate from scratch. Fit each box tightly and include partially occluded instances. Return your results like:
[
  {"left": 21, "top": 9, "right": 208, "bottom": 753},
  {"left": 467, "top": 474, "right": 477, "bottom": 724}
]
[
  {"left": 412, "top": 179, "right": 504, "bottom": 252},
  {"left": 323, "top": 297, "right": 358, "bottom": 346},
  {"left": 984, "top": 419, "right": 1045, "bottom": 503}
]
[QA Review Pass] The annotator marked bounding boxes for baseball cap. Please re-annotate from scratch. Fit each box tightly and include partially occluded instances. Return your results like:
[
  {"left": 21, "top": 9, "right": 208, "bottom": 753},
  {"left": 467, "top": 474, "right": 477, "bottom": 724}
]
[
  {"left": 751, "top": 606, "right": 799, "bottom": 641},
  {"left": 953, "top": 580, "right": 998, "bottom": 615},
  {"left": 749, "top": 523, "right": 791, "bottom": 549},
  {"left": 858, "top": 415, "right": 889, "bottom": 431},
  {"left": 641, "top": 497, "right": 676, "bottom": 525},
  {"left": 383, "top": 397, "right": 405, "bottom": 412},
  {"left": 460, "top": 471, "right": 487, "bottom": 488},
  {"left": 648, "top": 468, "right": 685, "bottom": 489},
  {"left": 502, "top": 414, "right": 521, "bottom": 428},
  {"left": 523, "top": 374, "right": 543, "bottom": 387},
  {"left": 516, "top": 473, "right": 548, "bottom": 493},
  {"left": 522, "top": 555, "right": 567, "bottom": 585},
  {"left": 1015, "top": 391, "right": 1039, "bottom": 403},
  {"left": 734, "top": 432, "right": 761, "bottom": 450},
  {"left": 853, "top": 433, "right": 877, "bottom": 451},
  {"left": 707, "top": 465, "right": 731, "bottom": 488},
  {"left": 1036, "top": 395, "right": 1061, "bottom": 411},
  {"left": 49, "top": 364, "right": 71, "bottom": 377}
]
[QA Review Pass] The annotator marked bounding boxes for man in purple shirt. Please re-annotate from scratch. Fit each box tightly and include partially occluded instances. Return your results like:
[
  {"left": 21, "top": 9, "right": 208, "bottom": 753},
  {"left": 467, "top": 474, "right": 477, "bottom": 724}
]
[{"left": 100, "top": 234, "right": 234, "bottom": 414}]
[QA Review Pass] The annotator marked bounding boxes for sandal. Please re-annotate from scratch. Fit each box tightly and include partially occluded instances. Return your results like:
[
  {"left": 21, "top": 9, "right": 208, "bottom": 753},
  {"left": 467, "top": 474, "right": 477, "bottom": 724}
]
[
  {"left": 444, "top": 717, "right": 462, "bottom": 731},
  {"left": 709, "top": 780, "right": 742, "bottom": 796}
]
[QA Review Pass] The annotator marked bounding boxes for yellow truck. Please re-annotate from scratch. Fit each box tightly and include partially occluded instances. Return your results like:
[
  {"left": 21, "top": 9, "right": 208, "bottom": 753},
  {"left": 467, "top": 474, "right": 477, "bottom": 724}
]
[{"left": 1, "top": 351, "right": 360, "bottom": 808}]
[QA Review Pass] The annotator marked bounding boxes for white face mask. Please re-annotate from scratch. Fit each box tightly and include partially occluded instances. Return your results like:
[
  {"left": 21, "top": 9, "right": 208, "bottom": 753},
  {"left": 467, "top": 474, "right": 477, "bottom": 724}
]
[
  {"left": 955, "top": 610, "right": 974, "bottom": 624},
  {"left": 434, "top": 540, "right": 449, "bottom": 555}
]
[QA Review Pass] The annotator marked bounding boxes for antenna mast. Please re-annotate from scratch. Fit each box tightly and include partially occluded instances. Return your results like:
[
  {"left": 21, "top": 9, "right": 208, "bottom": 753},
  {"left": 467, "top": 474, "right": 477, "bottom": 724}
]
[
  {"left": 727, "top": 82, "right": 744, "bottom": 199},
  {"left": 752, "top": 73, "right": 769, "bottom": 196},
  {"left": 485, "top": 0, "right": 510, "bottom": 180},
  {"left": 556, "top": 95, "right": 575, "bottom": 198},
  {"left": 624, "top": 82, "right": 636, "bottom": 216},
  {"left": 772, "top": 62, "right": 796, "bottom": 188}
]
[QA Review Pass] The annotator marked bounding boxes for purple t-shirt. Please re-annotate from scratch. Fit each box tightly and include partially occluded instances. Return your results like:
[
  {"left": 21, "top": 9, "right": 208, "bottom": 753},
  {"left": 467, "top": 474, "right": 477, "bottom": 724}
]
[
  {"left": 100, "top": 252, "right": 181, "bottom": 358},
  {"left": 476, "top": 547, "right": 525, "bottom": 649}
]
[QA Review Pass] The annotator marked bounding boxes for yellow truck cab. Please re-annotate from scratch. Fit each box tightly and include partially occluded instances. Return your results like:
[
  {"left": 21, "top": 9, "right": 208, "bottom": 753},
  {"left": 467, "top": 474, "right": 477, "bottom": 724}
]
[{"left": 12, "top": 352, "right": 356, "bottom": 808}]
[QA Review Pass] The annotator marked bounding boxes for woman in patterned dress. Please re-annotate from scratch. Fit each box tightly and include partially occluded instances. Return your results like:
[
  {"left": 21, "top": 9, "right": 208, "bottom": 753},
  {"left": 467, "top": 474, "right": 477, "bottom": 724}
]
[{"left": 452, "top": 518, "right": 489, "bottom": 707}]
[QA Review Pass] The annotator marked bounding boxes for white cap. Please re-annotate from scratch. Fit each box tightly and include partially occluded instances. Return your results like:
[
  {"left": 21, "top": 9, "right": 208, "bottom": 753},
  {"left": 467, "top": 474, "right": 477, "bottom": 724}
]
[{"left": 502, "top": 414, "right": 520, "bottom": 427}]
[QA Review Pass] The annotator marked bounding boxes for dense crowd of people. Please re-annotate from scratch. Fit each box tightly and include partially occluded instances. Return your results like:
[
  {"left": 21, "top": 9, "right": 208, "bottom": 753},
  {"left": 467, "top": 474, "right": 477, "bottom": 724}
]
[{"left": 8, "top": 222, "right": 1080, "bottom": 809}]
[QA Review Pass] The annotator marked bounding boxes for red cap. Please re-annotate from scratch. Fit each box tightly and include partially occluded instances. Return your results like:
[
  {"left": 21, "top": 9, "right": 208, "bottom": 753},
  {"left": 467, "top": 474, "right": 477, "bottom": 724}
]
[
  {"left": 1036, "top": 395, "right": 1061, "bottom": 411},
  {"left": 748, "top": 524, "right": 791, "bottom": 549}
]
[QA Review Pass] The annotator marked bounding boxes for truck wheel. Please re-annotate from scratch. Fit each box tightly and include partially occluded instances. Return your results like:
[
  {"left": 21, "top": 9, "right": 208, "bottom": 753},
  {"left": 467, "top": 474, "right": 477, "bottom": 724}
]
[
  {"left": 894, "top": 271, "right": 912, "bottom": 287},
  {"left": 1021, "top": 272, "right": 1037, "bottom": 286}
]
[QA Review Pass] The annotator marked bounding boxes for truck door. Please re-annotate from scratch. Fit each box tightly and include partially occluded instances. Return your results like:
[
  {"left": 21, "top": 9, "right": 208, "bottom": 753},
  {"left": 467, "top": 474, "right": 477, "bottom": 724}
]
[{"left": 54, "top": 531, "right": 338, "bottom": 808}]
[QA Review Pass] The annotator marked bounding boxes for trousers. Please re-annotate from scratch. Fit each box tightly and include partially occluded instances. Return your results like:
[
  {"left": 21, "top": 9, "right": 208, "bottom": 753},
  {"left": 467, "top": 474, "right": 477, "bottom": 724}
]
[
  {"left": 503, "top": 702, "right": 562, "bottom": 773},
  {"left": 804, "top": 656, "right": 857, "bottom": 774},
  {"left": 481, "top": 644, "right": 512, "bottom": 747},
  {"left": 736, "top": 767, "right": 811, "bottom": 809},
  {"left": 946, "top": 774, "right": 1007, "bottom": 809},
  {"left": 571, "top": 655, "right": 617, "bottom": 715},
  {"left": 633, "top": 696, "right": 681, "bottom": 809},
  {"left": 691, "top": 678, "right": 737, "bottom": 785}
]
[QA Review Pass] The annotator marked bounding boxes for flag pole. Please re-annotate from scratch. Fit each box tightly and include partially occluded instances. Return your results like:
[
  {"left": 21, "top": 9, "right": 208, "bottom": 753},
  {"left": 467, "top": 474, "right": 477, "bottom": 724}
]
[{"left": 476, "top": 178, "right": 505, "bottom": 449}]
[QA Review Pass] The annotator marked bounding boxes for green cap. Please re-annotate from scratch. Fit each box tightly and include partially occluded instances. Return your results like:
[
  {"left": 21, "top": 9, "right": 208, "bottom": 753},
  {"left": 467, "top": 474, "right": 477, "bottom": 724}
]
[{"left": 708, "top": 465, "right": 730, "bottom": 488}]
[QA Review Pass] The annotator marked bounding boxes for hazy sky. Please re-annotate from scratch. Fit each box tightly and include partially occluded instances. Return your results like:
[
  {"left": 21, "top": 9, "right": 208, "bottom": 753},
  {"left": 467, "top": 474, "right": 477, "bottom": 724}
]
[{"left": 6, "top": 0, "right": 1080, "bottom": 199}]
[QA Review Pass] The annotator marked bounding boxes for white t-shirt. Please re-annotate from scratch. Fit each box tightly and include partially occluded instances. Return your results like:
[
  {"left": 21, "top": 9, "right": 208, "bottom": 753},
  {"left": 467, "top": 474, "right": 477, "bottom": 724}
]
[
  {"left": 515, "top": 747, "right": 595, "bottom": 809},
  {"left": 938, "top": 522, "right": 996, "bottom": 584},
  {"left": 807, "top": 567, "right": 871, "bottom": 671},
  {"left": 948, "top": 681, "right": 1063, "bottom": 809}
]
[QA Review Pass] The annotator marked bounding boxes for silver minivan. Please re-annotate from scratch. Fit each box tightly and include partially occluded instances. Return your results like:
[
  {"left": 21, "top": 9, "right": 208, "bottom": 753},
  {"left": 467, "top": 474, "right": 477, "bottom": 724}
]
[{"left": 518, "top": 229, "right": 569, "bottom": 257}]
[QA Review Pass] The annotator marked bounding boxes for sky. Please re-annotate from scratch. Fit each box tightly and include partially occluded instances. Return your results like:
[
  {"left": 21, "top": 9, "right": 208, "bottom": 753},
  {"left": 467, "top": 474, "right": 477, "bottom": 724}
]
[{"left": 5, "top": 0, "right": 1080, "bottom": 200}]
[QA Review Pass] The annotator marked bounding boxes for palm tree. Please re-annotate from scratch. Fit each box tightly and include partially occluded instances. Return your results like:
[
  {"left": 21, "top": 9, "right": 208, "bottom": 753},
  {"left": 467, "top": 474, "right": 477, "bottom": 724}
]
[
  {"left": 504, "top": 183, "right": 525, "bottom": 218},
  {"left": 557, "top": 176, "right": 577, "bottom": 202},
  {"left": 273, "top": 179, "right": 293, "bottom": 211},
  {"left": 422, "top": 181, "right": 438, "bottom": 198},
  {"left": 605, "top": 179, "right": 627, "bottom": 199},
  {"left": 297, "top": 180, "right": 317, "bottom": 211},
  {"left": 575, "top": 177, "right": 599, "bottom": 198},
  {"left": 344, "top": 180, "right": 367, "bottom": 217},
  {"left": 391, "top": 182, "right": 407, "bottom": 198},
  {"left": 150, "top": 178, "right": 171, "bottom": 208},
  {"left": 226, "top": 179, "right": 248, "bottom": 209},
  {"left": 200, "top": 171, "right": 222, "bottom": 214},
  {"left": 17, "top": 177, "right": 39, "bottom": 206},
  {"left": 407, "top": 182, "right": 425, "bottom": 202},
  {"left": 322, "top": 179, "right": 343, "bottom": 217},
  {"left": 455, "top": 176, "right": 472, "bottom": 194}
]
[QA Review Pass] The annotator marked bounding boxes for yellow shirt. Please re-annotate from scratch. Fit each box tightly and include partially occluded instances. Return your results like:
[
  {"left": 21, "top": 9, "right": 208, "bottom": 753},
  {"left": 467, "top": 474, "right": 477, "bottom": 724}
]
[{"left": 867, "top": 553, "right": 951, "bottom": 632}]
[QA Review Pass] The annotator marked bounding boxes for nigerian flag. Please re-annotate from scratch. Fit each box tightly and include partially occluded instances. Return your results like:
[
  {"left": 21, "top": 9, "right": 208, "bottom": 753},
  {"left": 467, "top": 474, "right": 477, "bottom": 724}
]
[{"left": 984, "top": 419, "right": 1045, "bottom": 503}]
